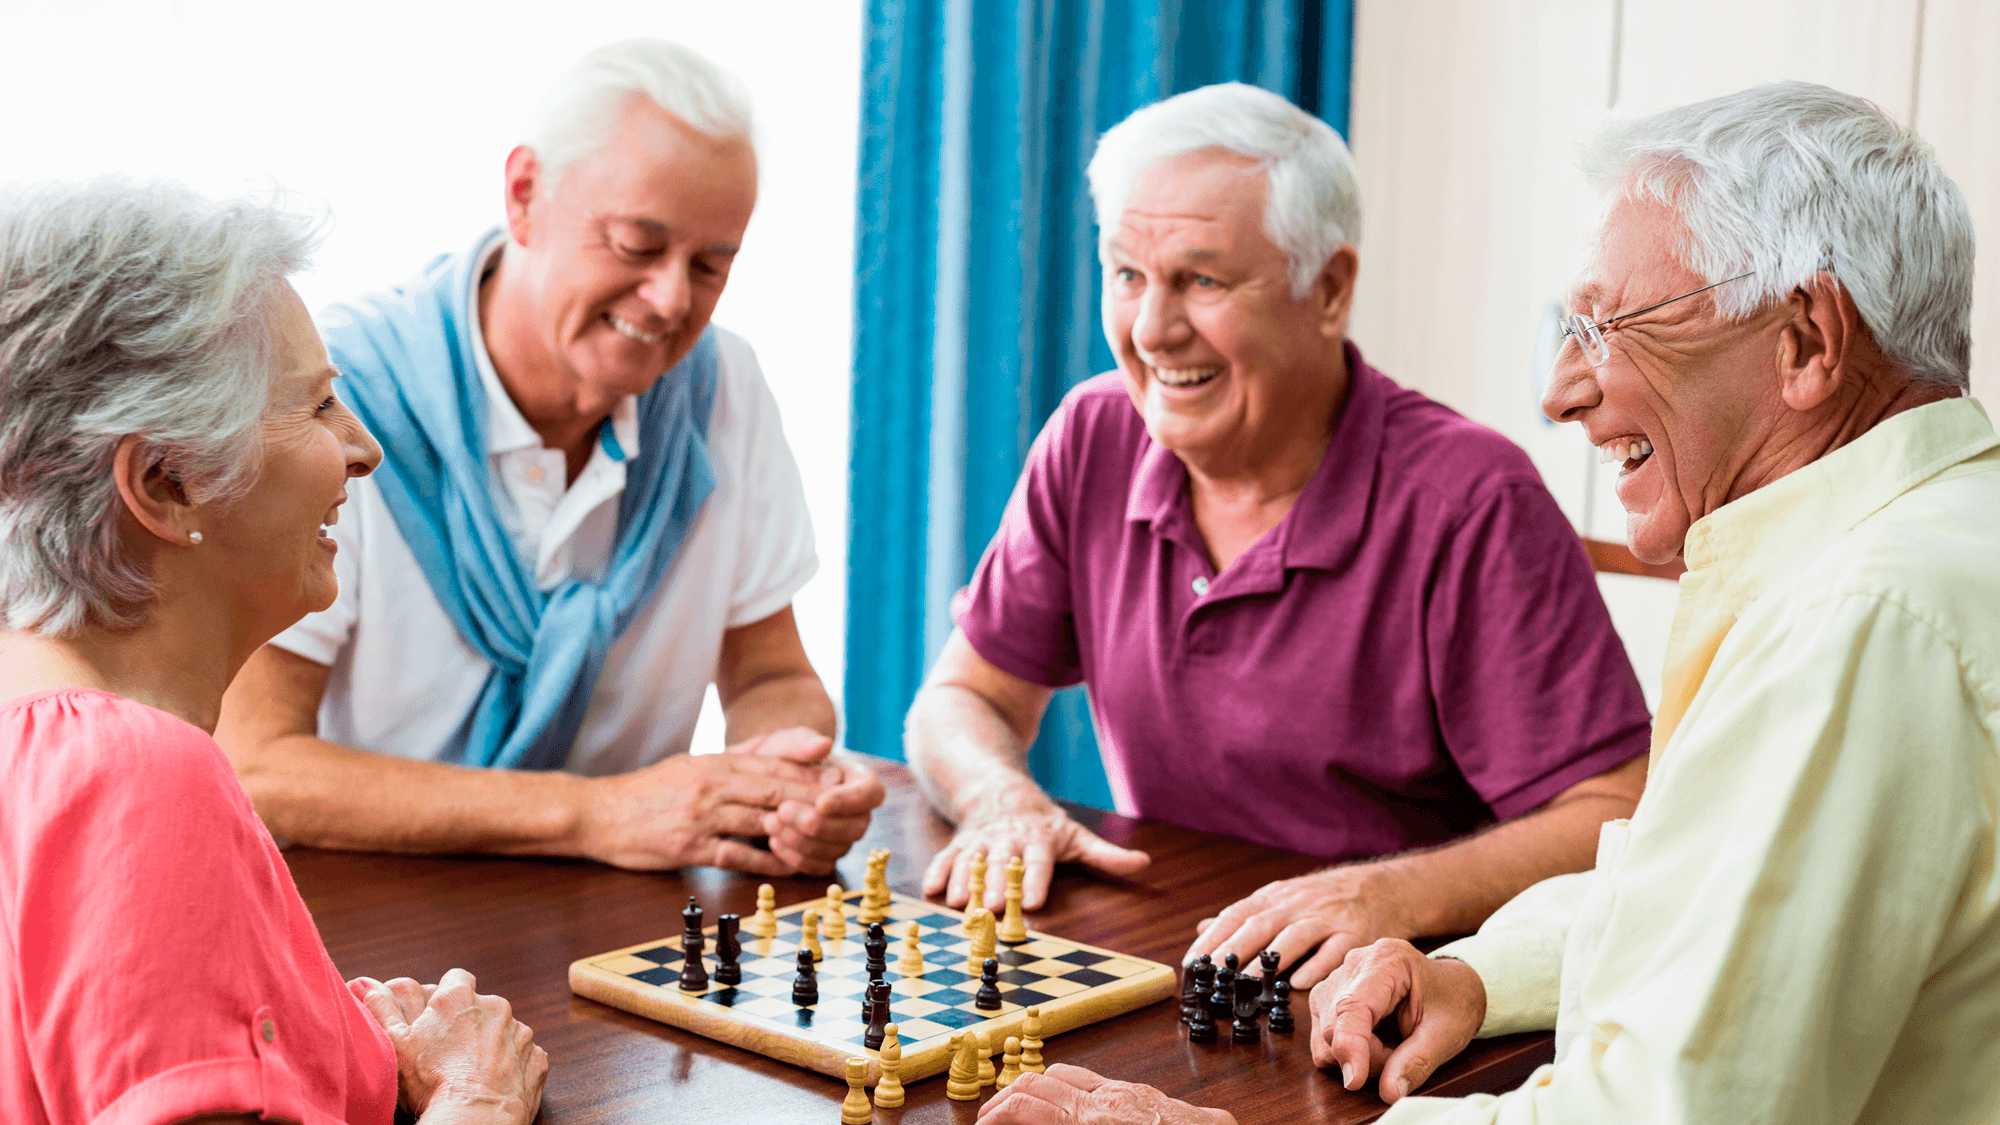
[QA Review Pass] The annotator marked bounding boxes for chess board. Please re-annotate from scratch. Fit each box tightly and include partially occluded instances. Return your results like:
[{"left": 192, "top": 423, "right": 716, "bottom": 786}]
[{"left": 569, "top": 889, "right": 1176, "bottom": 1084}]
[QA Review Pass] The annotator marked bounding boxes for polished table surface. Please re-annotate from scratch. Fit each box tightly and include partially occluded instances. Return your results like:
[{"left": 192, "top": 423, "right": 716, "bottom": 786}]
[{"left": 286, "top": 756, "right": 1552, "bottom": 1124}]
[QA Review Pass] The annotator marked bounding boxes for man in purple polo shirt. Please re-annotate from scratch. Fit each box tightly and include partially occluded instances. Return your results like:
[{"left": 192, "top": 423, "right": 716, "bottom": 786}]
[{"left": 905, "top": 82, "right": 1652, "bottom": 989}]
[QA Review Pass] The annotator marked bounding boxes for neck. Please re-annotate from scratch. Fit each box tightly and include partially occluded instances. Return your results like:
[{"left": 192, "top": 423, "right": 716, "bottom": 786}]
[
  {"left": 479, "top": 250, "right": 618, "bottom": 474},
  {"left": 1724, "top": 360, "right": 1957, "bottom": 507},
  {"left": 0, "top": 593, "right": 245, "bottom": 734}
]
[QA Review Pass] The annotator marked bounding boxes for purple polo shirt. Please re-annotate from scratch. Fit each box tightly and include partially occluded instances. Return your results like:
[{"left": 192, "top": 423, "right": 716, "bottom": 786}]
[{"left": 957, "top": 345, "right": 1651, "bottom": 861}]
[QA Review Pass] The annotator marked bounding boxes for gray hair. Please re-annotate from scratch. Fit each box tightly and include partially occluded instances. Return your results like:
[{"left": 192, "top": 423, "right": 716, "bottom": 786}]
[
  {"left": 0, "top": 178, "right": 317, "bottom": 635},
  {"left": 526, "top": 38, "right": 755, "bottom": 190},
  {"left": 1086, "top": 82, "right": 1360, "bottom": 299},
  {"left": 1583, "top": 81, "right": 1975, "bottom": 391}
]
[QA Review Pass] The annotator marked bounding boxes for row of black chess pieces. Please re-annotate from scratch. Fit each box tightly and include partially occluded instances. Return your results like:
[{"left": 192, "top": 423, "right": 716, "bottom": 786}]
[{"left": 1179, "top": 950, "right": 1295, "bottom": 1043}]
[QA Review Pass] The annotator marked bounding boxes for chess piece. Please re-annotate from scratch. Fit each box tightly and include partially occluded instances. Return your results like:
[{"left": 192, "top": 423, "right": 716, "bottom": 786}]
[
  {"left": 945, "top": 1032, "right": 980, "bottom": 1100},
  {"left": 968, "top": 851, "right": 988, "bottom": 911},
  {"left": 873, "top": 1023, "right": 905, "bottom": 1108},
  {"left": 1258, "top": 949, "right": 1281, "bottom": 1011},
  {"left": 1187, "top": 989, "right": 1218, "bottom": 1042},
  {"left": 976, "top": 1029, "right": 995, "bottom": 1087},
  {"left": 823, "top": 884, "right": 848, "bottom": 942},
  {"left": 801, "top": 910, "right": 823, "bottom": 962},
  {"left": 863, "top": 980, "right": 891, "bottom": 1049},
  {"left": 864, "top": 922, "right": 889, "bottom": 984},
  {"left": 974, "top": 956, "right": 1003, "bottom": 1011},
  {"left": 997, "top": 1035, "right": 1023, "bottom": 1088},
  {"left": 748, "top": 883, "right": 779, "bottom": 938},
  {"left": 791, "top": 947, "right": 818, "bottom": 1006},
  {"left": 858, "top": 850, "right": 890, "bottom": 925},
  {"left": 963, "top": 907, "right": 996, "bottom": 976},
  {"left": 841, "top": 1057, "right": 872, "bottom": 1125},
  {"left": 1268, "top": 980, "right": 1295, "bottom": 1033},
  {"left": 715, "top": 914, "right": 742, "bottom": 986},
  {"left": 678, "top": 897, "right": 709, "bottom": 992},
  {"left": 998, "top": 855, "right": 1029, "bottom": 943},
  {"left": 1020, "top": 1006, "right": 1045, "bottom": 1073},
  {"left": 1209, "top": 955, "right": 1236, "bottom": 1028},
  {"left": 1231, "top": 973, "right": 1262, "bottom": 1044},
  {"left": 1181, "top": 954, "right": 1212, "bottom": 1022},
  {"left": 898, "top": 922, "right": 924, "bottom": 976}
]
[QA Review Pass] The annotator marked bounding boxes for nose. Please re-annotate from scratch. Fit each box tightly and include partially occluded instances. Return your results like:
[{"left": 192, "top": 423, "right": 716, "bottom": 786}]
[
  {"left": 637, "top": 258, "right": 695, "bottom": 326},
  {"left": 340, "top": 406, "right": 383, "bottom": 479},
  {"left": 1130, "top": 278, "right": 1193, "bottom": 358},
  {"left": 1541, "top": 341, "right": 1602, "bottom": 424}
]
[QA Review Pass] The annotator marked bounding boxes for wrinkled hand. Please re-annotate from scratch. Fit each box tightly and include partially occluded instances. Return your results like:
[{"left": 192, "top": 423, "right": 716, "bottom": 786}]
[
  {"left": 976, "top": 1065, "right": 1237, "bottom": 1125},
  {"left": 728, "top": 728, "right": 885, "bottom": 875},
  {"left": 1185, "top": 864, "right": 1414, "bottom": 989},
  {"left": 350, "top": 969, "right": 547, "bottom": 1124},
  {"left": 1309, "top": 939, "right": 1485, "bottom": 1106},
  {"left": 923, "top": 797, "right": 1149, "bottom": 912}
]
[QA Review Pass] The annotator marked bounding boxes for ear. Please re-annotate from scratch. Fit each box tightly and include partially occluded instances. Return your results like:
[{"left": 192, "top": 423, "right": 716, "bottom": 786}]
[
  {"left": 502, "top": 145, "right": 543, "bottom": 247},
  {"left": 111, "top": 435, "right": 200, "bottom": 547},
  {"left": 1776, "top": 273, "right": 1856, "bottom": 412},
  {"left": 1314, "top": 245, "right": 1360, "bottom": 341}
]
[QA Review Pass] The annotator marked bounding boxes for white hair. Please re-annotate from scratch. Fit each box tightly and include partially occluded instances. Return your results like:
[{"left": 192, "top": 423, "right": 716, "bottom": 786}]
[
  {"left": 1583, "top": 81, "right": 1974, "bottom": 391},
  {"left": 526, "top": 38, "right": 755, "bottom": 189},
  {"left": 0, "top": 178, "right": 317, "bottom": 635},
  {"left": 1086, "top": 82, "right": 1360, "bottom": 299}
]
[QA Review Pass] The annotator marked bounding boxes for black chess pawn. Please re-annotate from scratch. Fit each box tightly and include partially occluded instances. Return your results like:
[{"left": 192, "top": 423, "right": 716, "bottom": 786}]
[
  {"left": 1268, "top": 980, "right": 1295, "bottom": 1033},
  {"left": 1257, "top": 949, "right": 1281, "bottom": 1011},
  {"left": 1209, "top": 955, "right": 1236, "bottom": 1028},
  {"left": 1188, "top": 980, "right": 1219, "bottom": 1043},
  {"left": 1230, "top": 974, "right": 1262, "bottom": 1044},
  {"left": 974, "top": 956, "right": 1003, "bottom": 1011},
  {"left": 791, "top": 946, "right": 818, "bottom": 1006},
  {"left": 678, "top": 897, "right": 709, "bottom": 992},
  {"left": 863, "top": 979, "right": 892, "bottom": 1049},
  {"left": 714, "top": 913, "right": 742, "bottom": 986}
]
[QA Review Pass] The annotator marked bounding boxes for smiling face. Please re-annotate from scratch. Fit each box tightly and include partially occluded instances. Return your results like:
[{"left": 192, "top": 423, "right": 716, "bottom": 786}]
[
  {"left": 503, "top": 94, "right": 757, "bottom": 401},
  {"left": 1542, "top": 190, "right": 1790, "bottom": 563},
  {"left": 199, "top": 283, "right": 380, "bottom": 635},
  {"left": 1102, "top": 148, "right": 1352, "bottom": 473}
]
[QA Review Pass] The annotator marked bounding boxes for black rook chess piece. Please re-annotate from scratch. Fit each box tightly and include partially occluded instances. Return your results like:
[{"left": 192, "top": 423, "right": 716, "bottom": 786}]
[
  {"left": 678, "top": 897, "right": 709, "bottom": 992},
  {"left": 1268, "top": 980, "right": 1295, "bottom": 1033},
  {"left": 715, "top": 914, "right": 742, "bottom": 986},
  {"left": 791, "top": 946, "right": 819, "bottom": 1006},
  {"left": 975, "top": 956, "right": 1003, "bottom": 1011},
  {"left": 1258, "top": 949, "right": 1281, "bottom": 1011},
  {"left": 1231, "top": 974, "right": 1262, "bottom": 1044}
]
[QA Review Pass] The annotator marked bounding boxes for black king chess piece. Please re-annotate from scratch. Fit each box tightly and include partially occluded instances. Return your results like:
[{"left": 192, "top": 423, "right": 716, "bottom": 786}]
[
  {"left": 791, "top": 946, "right": 819, "bottom": 1006},
  {"left": 678, "top": 897, "right": 709, "bottom": 992},
  {"left": 1268, "top": 979, "right": 1295, "bottom": 1033},
  {"left": 714, "top": 913, "right": 742, "bottom": 986},
  {"left": 1231, "top": 973, "right": 1263, "bottom": 1043}
]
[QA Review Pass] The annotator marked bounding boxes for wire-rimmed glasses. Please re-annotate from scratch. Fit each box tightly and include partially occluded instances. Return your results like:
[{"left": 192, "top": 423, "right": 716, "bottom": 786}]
[{"left": 1559, "top": 272, "right": 1755, "bottom": 365}]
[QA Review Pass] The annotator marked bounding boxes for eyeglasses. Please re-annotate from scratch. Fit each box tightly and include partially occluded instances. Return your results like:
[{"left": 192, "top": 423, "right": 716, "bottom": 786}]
[{"left": 1559, "top": 272, "right": 1754, "bottom": 365}]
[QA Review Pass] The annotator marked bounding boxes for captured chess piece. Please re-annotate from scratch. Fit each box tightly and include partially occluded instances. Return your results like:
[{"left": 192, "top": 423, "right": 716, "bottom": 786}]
[
  {"left": 1181, "top": 954, "right": 1213, "bottom": 1022},
  {"left": 975, "top": 956, "right": 1003, "bottom": 1011},
  {"left": 1268, "top": 980, "right": 1295, "bottom": 1033},
  {"left": 1258, "top": 948, "right": 1281, "bottom": 1011},
  {"left": 714, "top": 914, "right": 742, "bottom": 986},
  {"left": 749, "top": 883, "right": 779, "bottom": 938},
  {"left": 968, "top": 851, "right": 988, "bottom": 911},
  {"left": 898, "top": 922, "right": 924, "bottom": 976},
  {"left": 801, "top": 910, "right": 823, "bottom": 962},
  {"left": 976, "top": 1029, "right": 996, "bottom": 1087},
  {"left": 873, "top": 1023, "right": 905, "bottom": 1108},
  {"left": 678, "top": 897, "right": 709, "bottom": 992},
  {"left": 1020, "top": 1005, "right": 1046, "bottom": 1073},
  {"left": 997, "top": 1035, "right": 1023, "bottom": 1088},
  {"left": 1231, "top": 973, "right": 1262, "bottom": 1044},
  {"left": 791, "top": 947, "right": 818, "bottom": 1006},
  {"left": 963, "top": 907, "right": 996, "bottom": 976},
  {"left": 823, "top": 884, "right": 848, "bottom": 942},
  {"left": 945, "top": 1032, "right": 980, "bottom": 1100},
  {"left": 841, "top": 1057, "right": 872, "bottom": 1125},
  {"left": 998, "top": 855, "right": 1029, "bottom": 943}
]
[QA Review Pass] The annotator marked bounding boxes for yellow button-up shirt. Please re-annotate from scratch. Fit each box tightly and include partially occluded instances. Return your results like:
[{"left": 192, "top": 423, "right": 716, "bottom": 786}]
[{"left": 1388, "top": 398, "right": 2000, "bottom": 1124}]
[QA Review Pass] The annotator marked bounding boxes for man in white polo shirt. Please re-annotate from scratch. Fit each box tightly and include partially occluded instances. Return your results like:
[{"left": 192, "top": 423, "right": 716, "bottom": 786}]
[{"left": 216, "top": 39, "right": 882, "bottom": 875}]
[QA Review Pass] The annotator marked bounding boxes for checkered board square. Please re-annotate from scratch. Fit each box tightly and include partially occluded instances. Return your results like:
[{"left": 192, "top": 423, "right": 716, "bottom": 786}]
[{"left": 569, "top": 890, "right": 1176, "bottom": 1085}]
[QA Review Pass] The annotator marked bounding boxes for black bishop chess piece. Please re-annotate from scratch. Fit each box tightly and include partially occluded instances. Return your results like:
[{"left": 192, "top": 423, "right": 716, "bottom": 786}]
[
  {"left": 974, "top": 956, "right": 1003, "bottom": 1011},
  {"left": 1257, "top": 949, "right": 1281, "bottom": 1011},
  {"left": 678, "top": 897, "right": 709, "bottom": 992},
  {"left": 791, "top": 946, "right": 819, "bottom": 1006},
  {"left": 714, "top": 913, "right": 742, "bottom": 986},
  {"left": 1181, "top": 954, "right": 1213, "bottom": 1022},
  {"left": 1230, "top": 974, "right": 1263, "bottom": 1044},
  {"left": 1268, "top": 980, "right": 1295, "bottom": 1033},
  {"left": 863, "top": 979, "right": 892, "bottom": 1050}
]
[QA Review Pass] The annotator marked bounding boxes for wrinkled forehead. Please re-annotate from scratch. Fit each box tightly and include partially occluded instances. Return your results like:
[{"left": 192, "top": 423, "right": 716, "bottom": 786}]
[
  {"left": 1568, "top": 187, "right": 1702, "bottom": 310},
  {"left": 1105, "top": 150, "right": 1272, "bottom": 258}
]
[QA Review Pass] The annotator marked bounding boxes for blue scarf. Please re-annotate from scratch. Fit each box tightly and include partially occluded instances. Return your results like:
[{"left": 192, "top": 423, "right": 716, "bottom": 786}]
[{"left": 320, "top": 231, "right": 718, "bottom": 770}]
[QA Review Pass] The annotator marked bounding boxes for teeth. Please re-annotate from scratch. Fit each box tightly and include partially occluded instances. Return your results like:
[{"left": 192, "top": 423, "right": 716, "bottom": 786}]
[
  {"left": 1154, "top": 366, "right": 1222, "bottom": 388},
  {"left": 1597, "top": 439, "right": 1654, "bottom": 465},
  {"left": 607, "top": 313, "right": 666, "bottom": 344}
]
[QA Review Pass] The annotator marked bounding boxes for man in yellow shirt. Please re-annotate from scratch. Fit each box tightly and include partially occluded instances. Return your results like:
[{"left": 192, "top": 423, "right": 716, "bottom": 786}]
[{"left": 980, "top": 81, "right": 2000, "bottom": 1125}]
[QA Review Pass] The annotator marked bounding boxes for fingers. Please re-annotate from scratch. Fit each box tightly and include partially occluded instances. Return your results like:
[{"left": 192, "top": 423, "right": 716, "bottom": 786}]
[
  {"left": 1312, "top": 947, "right": 1414, "bottom": 1092},
  {"left": 712, "top": 755, "right": 829, "bottom": 809},
  {"left": 924, "top": 844, "right": 961, "bottom": 898},
  {"left": 1289, "top": 932, "right": 1365, "bottom": 990},
  {"left": 731, "top": 725, "right": 835, "bottom": 763},
  {"left": 1019, "top": 839, "right": 1057, "bottom": 911},
  {"left": 1038, "top": 1063, "right": 1111, "bottom": 1092},
  {"left": 1379, "top": 1017, "right": 1456, "bottom": 1105},
  {"left": 351, "top": 977, "right": 413, "bottom": 1034},
  {"left": 1183, "top": 893, "right": 1260, "bottom": 965},
  {"left": 975, "top": 1070, "right": 1081, "bottom": 1124},
  {"left": 709, "top": 836, "right": 798, "bottom": 877},
  {"left": 1067, "top": 826, "right": 1151, "bottom": 879},
  {"left": 813, "top": 760, "right": 886, "bottom": 817}
]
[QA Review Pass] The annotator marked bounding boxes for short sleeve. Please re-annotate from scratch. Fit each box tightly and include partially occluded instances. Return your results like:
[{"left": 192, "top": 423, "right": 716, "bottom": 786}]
[
  {"left": 1425, "top": 483, "right": 1651, "bottom": 818},
  {"left": 955, "top": 399, "right": 1084, "bottom": 687},
  {"left": 715, "top": 334, "right": 818, "bottom": 629}
]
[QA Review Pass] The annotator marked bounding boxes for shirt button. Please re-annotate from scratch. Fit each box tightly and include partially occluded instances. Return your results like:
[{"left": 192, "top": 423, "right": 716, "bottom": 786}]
[
  {"left": 261, "top": 1018, "right": 276, "bottom": 1042},
  {"left": 1191, "top": 577, "right": 1210, "bottom": 596},
  {"left": 524, "top": 463, "right": 546, "bottom": 484}
]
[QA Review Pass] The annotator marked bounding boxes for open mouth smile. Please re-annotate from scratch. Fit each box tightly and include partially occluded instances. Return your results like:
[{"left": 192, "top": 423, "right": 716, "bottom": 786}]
[
  {"left": 606, "top": 313, "right": 667, "bottom": 345},
  {"left": 1597, "top": 437, "right": 1654, "bottom": 471}
]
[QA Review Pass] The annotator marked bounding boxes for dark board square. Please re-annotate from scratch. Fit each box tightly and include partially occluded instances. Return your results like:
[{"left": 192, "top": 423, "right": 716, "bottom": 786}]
[
  {"left": 994, "top": 969, "right": 1042, "bottom": 986},
  {"left": 924, "top": 1007, "right": 986, "bottom": 1030},
  {"left": 910, "top": 913, "right": 963, "bottom": 931},
  {"left": 921, "top": 968, "right": 972, "bottom": 989},
  {"left": 702, "top": 987, "right": 744, "bottom": 1007},
  {"left": 1005, "top": 987, "right": 1056, "bottom": 1007},
  {"left": 996, "top": 950, "right": 1036, "bottom": 967},
  {"left": 1062, "top": 968, "right": 1119, "bottom": 988},
  {"left": 1054, "top": 949, "right": 1108, "bottom": 967},
  {"left": 924, "top": 987, "right": 976, "bottom": 1007},
  {"left": 632, "top": 966, "right": 681, "bottom": 987},
  {"left": 792, "top": 1006, "right": 818, "bottom": 1029},
  {"left": 635, "top": 946, "right": 684, "bottom": 966}
]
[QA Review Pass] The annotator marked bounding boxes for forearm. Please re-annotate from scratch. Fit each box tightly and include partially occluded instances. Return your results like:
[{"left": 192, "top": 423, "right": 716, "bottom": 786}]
[
  {"left": 233, "top": 732, "right": 589, "bottom": 857},
  {"left": 904, "top": 684, "right": 1050, "bottom": 824},
  {"left": 721, "top": 670, "right": 837, "bottom": 744}
]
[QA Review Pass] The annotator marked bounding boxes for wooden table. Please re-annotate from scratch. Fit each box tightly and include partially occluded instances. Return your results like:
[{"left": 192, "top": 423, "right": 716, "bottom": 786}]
[{"left": 288, "top": 757, "right": 1552, "bottom": 1124}]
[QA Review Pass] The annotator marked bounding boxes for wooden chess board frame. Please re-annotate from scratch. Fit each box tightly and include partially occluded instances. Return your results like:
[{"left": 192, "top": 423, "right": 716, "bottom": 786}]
[{"left": 569, "top": 889, "right": 1176, "bottom": 1084}]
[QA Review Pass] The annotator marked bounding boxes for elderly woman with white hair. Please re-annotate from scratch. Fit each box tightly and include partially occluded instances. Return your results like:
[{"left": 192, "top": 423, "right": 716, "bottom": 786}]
[
  {"left": 0, "top": 180, "right": 546, "bottom": 1124},
  {"left": 985, "top": 81, "right": 2000, "bottom": 1125},
  {"left": 909, "top": 82, "right": 1651, "bottom": 985}
]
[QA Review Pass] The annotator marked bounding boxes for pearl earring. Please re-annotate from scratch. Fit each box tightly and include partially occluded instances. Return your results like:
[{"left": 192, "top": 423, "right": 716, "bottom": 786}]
[{"left": 188, "top": 531, "right": 203, "bottom": 545}]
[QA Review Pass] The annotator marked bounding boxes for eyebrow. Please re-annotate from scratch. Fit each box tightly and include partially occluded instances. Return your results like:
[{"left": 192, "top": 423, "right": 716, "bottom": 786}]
[
  {"left": 1104, "top": 240, "right": 1221, "bottom": 264},
  {"left": 607, "top": 216, "right": 740, "bottom": 257}
]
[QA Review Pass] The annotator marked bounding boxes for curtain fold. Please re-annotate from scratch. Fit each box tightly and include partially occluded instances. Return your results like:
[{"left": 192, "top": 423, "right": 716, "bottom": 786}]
[{"left": 848, "top": 0, "right": 1354, "bottom": 807}]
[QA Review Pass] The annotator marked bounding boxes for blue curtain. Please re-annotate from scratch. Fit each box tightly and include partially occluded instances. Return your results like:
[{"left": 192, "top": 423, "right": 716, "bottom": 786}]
[{"left": 847, "top": 0, "right": 1355, "bottom": 807}]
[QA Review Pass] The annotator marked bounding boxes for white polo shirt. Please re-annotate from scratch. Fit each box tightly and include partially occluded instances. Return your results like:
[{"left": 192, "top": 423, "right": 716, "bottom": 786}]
[{"left": 274, "top": 245, "right": 817, "bottom": 777}]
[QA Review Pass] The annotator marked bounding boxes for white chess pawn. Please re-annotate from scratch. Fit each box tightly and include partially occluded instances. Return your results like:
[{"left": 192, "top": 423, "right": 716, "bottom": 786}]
[{"left": 822, "top": 884, "right": 848, "bottom": 942}]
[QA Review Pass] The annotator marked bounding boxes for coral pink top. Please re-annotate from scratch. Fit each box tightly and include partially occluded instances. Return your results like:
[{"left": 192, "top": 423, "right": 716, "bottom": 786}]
[{"left": 0, "top": 688, "right": 397, "bottom": 1125}]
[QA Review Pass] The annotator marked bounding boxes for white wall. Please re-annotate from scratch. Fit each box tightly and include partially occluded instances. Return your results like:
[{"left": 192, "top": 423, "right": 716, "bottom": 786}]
[{"left": 0, "top": 0, "right": 863, "bottom": 748}]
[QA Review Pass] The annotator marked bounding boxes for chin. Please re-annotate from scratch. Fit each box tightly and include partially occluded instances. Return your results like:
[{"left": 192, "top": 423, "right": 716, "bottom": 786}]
[{"left": 1625, "top": 513, "right": 1686, "bottom": 567}]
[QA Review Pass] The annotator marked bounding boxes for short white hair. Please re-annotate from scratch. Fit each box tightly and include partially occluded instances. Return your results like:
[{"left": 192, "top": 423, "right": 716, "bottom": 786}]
[
  {"left": 1086, "top": 82, "right": 1360, "bottom": 299},
  {"left": 0, "top": 178, "right": 317, "bottom": 635},
  {"left": 526, "top": 38, "right": 755, "bottom": 189},
  {"left": 1584, "top": 81, "right": 1974, "bottom": 392}
]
